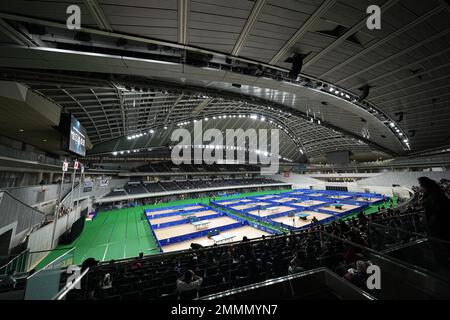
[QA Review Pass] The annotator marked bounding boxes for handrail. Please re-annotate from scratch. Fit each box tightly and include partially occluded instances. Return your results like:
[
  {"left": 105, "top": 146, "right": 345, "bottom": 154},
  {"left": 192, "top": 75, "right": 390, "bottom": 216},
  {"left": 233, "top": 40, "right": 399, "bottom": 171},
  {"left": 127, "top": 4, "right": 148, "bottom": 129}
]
[
  {"left": 200, "top": 267, "right": 377, "bottom": 300},
  {"left": 41, "top": 247, "right": 76, "bottom": 270},
  {"left": 0, "top": 190, "right": 46, "bottom": 216},
  {"left": 60, "top": 182, "right": 81, "bottom": 205},
  {"left": 53, "top": 267, "right": 90, "bottom": 300},
  {"left": 368, "top": 221, "right": 450, "bottom": 246},
  {"left": 374, "top": 211, "right": 422, "bottom": 224},
  {"left": 0, "top": 248, "right": 29, "bottom": 275},
  {"left": 0, "top": 144, "right": 61, "bottom": 166},
  {"left": 26, "top": 247, "right": 76, "bottom": 283},
  {"left": 321, "top": 231, "right": 450, "bottom": 288}
]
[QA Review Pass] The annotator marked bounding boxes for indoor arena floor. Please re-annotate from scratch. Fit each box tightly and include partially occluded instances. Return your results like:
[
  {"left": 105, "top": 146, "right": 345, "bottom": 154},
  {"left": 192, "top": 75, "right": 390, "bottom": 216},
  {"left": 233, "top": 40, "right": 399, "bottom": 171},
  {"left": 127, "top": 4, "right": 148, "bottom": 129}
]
[
  {"left": 35, "top": 189, "right": 291, "bottom": 268},
  {"left": 35, "top": 190, "right": 396, "bottom": 269}
]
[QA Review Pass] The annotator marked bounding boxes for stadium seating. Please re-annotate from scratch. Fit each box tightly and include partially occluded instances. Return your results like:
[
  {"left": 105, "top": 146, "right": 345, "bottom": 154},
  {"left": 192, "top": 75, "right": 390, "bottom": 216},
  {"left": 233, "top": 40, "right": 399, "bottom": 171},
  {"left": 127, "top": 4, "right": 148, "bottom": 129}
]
[
  {"left": 125, "top": 183, "right": 148, "bottom": 195},
  {"left": 103, "top": 177, "right": 284, "bottom": 197},
  {"left": 143, "top": 182, "right": 165, "bottom": 193},
  {"left": 67, "top": 194, "right": 425, "bottom": 300},
  {"left": 104, "top": 189, "right": 127, "bottom": 197},
  {"left": 160, "top": 181, "right": 181, "bottom": 191},
  {"left": 136, "top": 163, "right": 260, "bottom": 173}
]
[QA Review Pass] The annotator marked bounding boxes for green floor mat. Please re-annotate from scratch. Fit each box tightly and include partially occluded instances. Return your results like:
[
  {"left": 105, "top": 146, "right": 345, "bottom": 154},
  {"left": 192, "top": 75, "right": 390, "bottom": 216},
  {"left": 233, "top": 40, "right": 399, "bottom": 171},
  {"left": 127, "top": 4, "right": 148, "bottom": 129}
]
[{"left": 38, "top": 188, "right": 392, "bottom": 268}]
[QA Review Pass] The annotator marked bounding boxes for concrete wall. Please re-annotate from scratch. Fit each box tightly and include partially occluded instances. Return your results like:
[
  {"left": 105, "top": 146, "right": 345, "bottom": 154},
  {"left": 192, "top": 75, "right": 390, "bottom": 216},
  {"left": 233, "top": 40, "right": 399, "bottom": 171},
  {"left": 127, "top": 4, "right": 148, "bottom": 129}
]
[
  {"left": 273, "top": 173, "right": 414, "bottom": 198},
  {"left": 272, "top": 174, "right": 323, "bottom": 189},
  {"left": 26, "top": 198, "right": 92, "bottom": 270},
  {"left": 5, "top": 184, "right": 72, "bottom": 208},
  {"left": 357, "top": 171, "right": 450, "bottom": 188},
  {"left": 23, "top": 178, "right": 128, "bottom": 267},
  {"left": 0, "top": 192, "right": 45, "bottom": 252},
  {"left": 0, "top": 178, "right": 127, "bottom": 258}
]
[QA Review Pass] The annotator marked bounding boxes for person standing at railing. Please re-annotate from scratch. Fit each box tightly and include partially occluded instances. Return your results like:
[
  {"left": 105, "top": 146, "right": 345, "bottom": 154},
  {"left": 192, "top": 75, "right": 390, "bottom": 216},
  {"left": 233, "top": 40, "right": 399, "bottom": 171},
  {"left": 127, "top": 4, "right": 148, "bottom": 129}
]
[{"left": 418, "top": 177, "right": 450, "bottom": 242}]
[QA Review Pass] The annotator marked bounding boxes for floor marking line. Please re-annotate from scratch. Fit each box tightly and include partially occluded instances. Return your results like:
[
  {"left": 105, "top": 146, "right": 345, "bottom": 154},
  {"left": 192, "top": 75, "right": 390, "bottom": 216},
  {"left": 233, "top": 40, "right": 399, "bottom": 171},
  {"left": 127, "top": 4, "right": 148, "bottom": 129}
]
[{"left": 102, "top": 244, "right": 109, "bottom": 262}]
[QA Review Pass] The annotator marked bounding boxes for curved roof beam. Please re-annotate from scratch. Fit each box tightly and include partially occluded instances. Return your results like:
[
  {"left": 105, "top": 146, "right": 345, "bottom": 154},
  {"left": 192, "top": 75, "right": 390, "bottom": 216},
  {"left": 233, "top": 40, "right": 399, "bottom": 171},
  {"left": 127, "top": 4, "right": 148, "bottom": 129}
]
[
  {"left": 61, "top": 88, "right": 102, "bottom": 142},
  {"left": 231, "top": 0, "right": 266, "bottom": 56},
  {"left": 268, "top": 0, "right": 336, "bottom": 64},
  {"left": 318, "top": 3, "right": 446, "bottom": 79},
  {"left": 0, "top": 11, "right": 409, "bottom": 151},
  {"left": 303, "top": 0, "right": 401, "bottom": 70},
  {"left": 335, "top": 28, "right": 450, "bottom": 86}
]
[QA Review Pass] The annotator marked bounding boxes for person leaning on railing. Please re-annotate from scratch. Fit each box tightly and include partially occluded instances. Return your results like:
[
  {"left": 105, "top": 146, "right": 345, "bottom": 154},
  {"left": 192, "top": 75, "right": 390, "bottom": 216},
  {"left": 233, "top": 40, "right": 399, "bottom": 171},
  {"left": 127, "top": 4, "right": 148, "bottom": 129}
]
[{"left": 418, "top": 177, "right": 450, "bottom": 242}]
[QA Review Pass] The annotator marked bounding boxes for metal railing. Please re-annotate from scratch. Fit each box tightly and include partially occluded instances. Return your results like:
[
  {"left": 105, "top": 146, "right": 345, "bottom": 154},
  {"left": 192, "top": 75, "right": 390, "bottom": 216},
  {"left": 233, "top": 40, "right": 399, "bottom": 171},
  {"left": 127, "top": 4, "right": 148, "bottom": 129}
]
[
  {"left": 24, "top": 247, "right": 76, "bottom": 300},
  {"left": 200, "top": 267, "right": 376, "bottom": 300},
  {"left": 0, "top": 145, "right": 61, "bottom": 166},
  {"left": 54, "top": 267, "right": 90, "bottom": 300},
  {"left": 367, "top": 221, "right": 450, "bottom": 284},
  {"left": 0, "top": 249, "right": 30, "bottom": 276}
]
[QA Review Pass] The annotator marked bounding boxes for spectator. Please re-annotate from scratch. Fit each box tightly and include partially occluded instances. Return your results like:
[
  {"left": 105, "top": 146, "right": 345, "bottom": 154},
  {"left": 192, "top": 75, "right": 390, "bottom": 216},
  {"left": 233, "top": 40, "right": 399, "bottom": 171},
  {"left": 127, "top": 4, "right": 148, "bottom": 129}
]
[
  {"left": 418, "top": 177, "right": 450, "bottom": 241},
  {"left": 190, "top": 243, "right": 203, "bottom": 250},
  {"left": 176, "top": 270, "right": 203, "bottom": 293},
  {"left": 81, "top": 257, "right": 98, "bottom": 272},
  {"left": 344, "top": 260, "right": 371, "bottom": 288},
  {"left": 130, "top": 256, "right": 144, "bottom": 270},
  {"left": 288, "top": 253, "right": 304, "bottom": 274},
  {"left": 101, "top": 273, "right": 112, "bottom": 289}
]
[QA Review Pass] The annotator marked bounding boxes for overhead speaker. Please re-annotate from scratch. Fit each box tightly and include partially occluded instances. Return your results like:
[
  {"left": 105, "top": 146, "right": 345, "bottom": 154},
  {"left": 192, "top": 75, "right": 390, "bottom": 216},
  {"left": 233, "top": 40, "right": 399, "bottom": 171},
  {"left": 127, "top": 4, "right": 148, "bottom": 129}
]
[
  {"left": 394, "top": 112, "right": 404, "bottom": 122},
  {"left": 286, "top": 53, "right": 307, "bottom": 80},
  {"left": 358, "top": 84, "right": 371, "bottom": 101}
]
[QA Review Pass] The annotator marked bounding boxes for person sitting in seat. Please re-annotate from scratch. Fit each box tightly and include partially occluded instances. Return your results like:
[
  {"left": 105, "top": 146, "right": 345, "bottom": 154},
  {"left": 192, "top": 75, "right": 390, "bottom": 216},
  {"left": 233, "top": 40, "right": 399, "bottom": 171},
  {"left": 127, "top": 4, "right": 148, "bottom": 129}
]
[
  {"left": 344, "top": 260, "right": 371, "bottom": 288},
  {"left": 101, "top": 273, "right": 112, "bottom": 289},
  {"left": 81, "top": 257, "right": 98, "bottom": 272},
  {"left": 130, "top": 254, "right": 144, "bottom": 270},
  {"left": 190, "top": 243, "right": 203, "bottom": 250},
  {"left": 288, "top": 253, "right": 304, "bottom": 275},
  {"left": 176, "top": 270, "right": 203, "bottom": 293}
]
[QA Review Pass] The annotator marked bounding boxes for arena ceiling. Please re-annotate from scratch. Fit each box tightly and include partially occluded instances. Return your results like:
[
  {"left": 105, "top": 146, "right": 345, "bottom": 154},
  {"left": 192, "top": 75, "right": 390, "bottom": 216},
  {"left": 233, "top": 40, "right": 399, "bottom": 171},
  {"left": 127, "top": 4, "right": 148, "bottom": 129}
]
[{"left": 0, "top": 0, "right": 448, "bottom": 163}]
